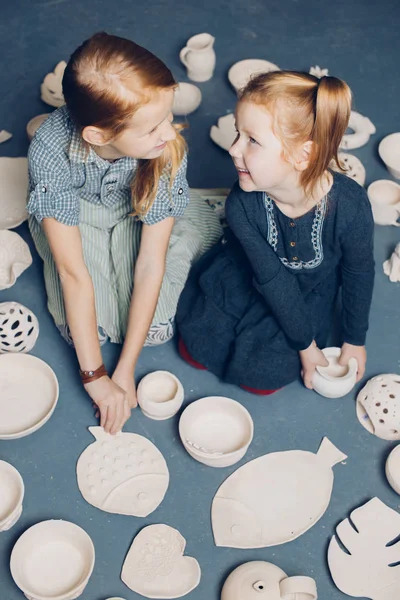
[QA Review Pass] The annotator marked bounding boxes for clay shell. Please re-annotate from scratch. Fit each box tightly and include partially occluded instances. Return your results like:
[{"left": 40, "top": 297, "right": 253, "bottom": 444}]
[
  {"left": 179, "top": 396, "right": 254, "bottom": 468},
  {"left": 10, "top": 520, "right": 95, "bottom": 600},
  {"left": 210, "top": 114, "right": 236, "bottom": 151},
  {"left": 0, "top": 460, "right": 24, "bottom": 532}
]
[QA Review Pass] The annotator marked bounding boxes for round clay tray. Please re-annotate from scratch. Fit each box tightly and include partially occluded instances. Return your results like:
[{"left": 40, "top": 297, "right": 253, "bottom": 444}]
[
  {"left": 0, "top": 460, "right": 24, "bottom": 531},
  {"left": 386, "top": 445, "right": 400, "bottom": 495},
  {"left": 0, "top": 354, "right": 59, "bottom": 439},
  {"left": 11, "top": 520, "right": 95, "bottom": 600},
  {"left": 179, "top": 396, "right": 254, "bottom": 467},
  {"left": 228, "top": 58, "right": 280, "bottom": 92}
]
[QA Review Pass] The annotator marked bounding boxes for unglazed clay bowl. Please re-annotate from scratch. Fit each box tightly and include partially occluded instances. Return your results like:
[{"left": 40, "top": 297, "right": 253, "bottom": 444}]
[
  {"left": 210, "top": 113, "right": 237, "bottom": 151},
  {"left": 172, "top": 83, "right": 202, "bottom": 116},
  {"left": 312, "top": 347, "right": 358, "bottom": 398},
  {"left": 10, "top": 520, "right": 95, "bottom": 600},
  {"left": 0, "top": 460, "right": 24, "bottom": 532},
  {"left": 137, "top": 370, "right": 184, "bottom": 420},
  {"left": 386, "top": 444, "right": 400, "bottom": 495},
  {"left": 228, "top": 58, "right": 280, "bottom": 93},
  {"left": 367, "top": 180, "right": 400, "bottom": 226},
  {"left": 179, "top": 396, "right": 254, "bottom": 467},
  {"left": 379, "top": 132, "right": 400, "bottom": 179}
]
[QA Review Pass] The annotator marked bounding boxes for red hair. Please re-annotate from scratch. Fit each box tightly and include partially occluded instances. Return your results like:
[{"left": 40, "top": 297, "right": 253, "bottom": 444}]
[{"left": 62, "top": 32, "right": 186, "bottom": 217}]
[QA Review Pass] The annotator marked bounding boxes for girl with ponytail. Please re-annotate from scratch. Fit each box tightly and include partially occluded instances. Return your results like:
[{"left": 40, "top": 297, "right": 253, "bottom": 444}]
[
  {"left": 177, "top": 71, "right": 375, "bottom": 394},
  {"left": 27, "top": 32, "right": 221, "bottom": 433}
]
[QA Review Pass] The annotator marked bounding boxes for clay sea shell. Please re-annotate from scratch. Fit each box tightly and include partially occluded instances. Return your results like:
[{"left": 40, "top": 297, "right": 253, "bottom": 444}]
[
  {"left": 40, "top": 61, "right": 66, "bottom": 107},
  {"left": 11, "top": 520, "right": 95, "bottom": 600},
  {"left": 76, "top": 427, "right": 169, "bottom": 517},
  {"left": 356, "top": 374, "right": 400, "bottom": 440},
  {"left": 0, "top": 157, "right": 29, "bottom": 230},
  {"left": 0, "top": 231, "right": 32, "bottom": 289},
  {"left": 121, "top": 524, "right": 201, "bottom": 599},
  {"left": 212, "top": 437, "right": 346, "bottom": 548}
]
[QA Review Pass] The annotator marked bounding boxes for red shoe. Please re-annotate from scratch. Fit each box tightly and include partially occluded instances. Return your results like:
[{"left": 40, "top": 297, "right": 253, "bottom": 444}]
[
  {"left": 240, "top": 385, "right": 279, "bottom": 396},
  {"left": 178, "top": 338, "right": 207, "bottom": 370}
]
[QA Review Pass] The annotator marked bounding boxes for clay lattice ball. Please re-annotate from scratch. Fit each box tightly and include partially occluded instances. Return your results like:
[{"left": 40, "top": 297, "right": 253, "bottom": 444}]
[{"left": 0, "top": 302, "right": 39, "bottom": 354}]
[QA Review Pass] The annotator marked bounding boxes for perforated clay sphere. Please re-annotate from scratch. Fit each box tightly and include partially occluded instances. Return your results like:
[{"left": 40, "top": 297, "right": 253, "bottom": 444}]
[{"left": 0, "top": 302, "right": 39, "bottom": 353}]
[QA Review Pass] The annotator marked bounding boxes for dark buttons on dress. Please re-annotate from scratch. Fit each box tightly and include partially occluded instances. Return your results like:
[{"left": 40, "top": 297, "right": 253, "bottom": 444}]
[
  {"left": 178, "top": 187, "right": 184, "bottom": 195},
  {"left": 41, "top": 185, "right": 47, "bottom": 193},
  {"left": 292, "top": 256, "right": 299, "bottom": 261},
  {"left": 289, "top": 221, "right": 295, "bottom": 227},
  {"left": 290, "top": 241, "right": 296, "bottom": 247},
  {"left": 168, "top": 207, "right": 173, "bottom": 213}
]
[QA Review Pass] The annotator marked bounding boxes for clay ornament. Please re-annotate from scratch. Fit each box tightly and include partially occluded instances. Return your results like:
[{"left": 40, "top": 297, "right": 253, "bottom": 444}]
[
  {"left": 137, "top": 371, "right": 184, "bottom": 420},
  {"left": 379, "top": 132, "right": 400, "bottom": 179},
  {"left": 41, "top": 61, "right": 66, "bottom": 107},
  {"left": 179, "top": 33, "right": 216, "bottom": 82},
  {"left": 221, "top": 561, "right": 317, "bottom": 600},
  {"left": 367, "top": 180, "right": 400, "bottom": 226},
  {"left": 76, "top": 426, "right": 169, "bottom": 517},
  {"left": 356, "top": 374, "right": 400, "bottom": 440},
  {"left": 328, "top": 497, "right": 400, "bottom": 600},
  {"left": 332, "top": 153, "right": 366, "bottom": 186},
  {"left": 210, "top": 113, "right": 237, "bottom": 151},
  {"left": 340, "top": 110, "right": 376, "bottom": 150},
  {"left": 121, "top": 524, "right": 201, "bottom": 599},
  {"left": 0, "top": 130, "right": 12, "bottom": 143},
  {"left": 312, "top": 346, "right": 358, "bottom": 398},
  {"left": 0, "top": 230, "right": 32, "bottom": 290},
  {"left": 27, "top": 113, "right": 51, "bottom": 141},
  {"left": 383, "top": 243, "right": 400, "bottom": 282},
  {"left": 179, "top": 396, "right": 254, "bottom": 468},
  {"left": 172, "top": 83, "right": 202, "bottom": 116},
  {"left": 0, "top": 157, "right": 29, "bottom": 230},
  {"left": 385, "top": 445, "right": 400, "bottom": 495},
  {"left": 309, "top": 65, "right": 329, "bottom": 78},
  {"left": 212, "top": 437, "right": 346, "bottom": 548},
  {"left": 10, "top": 519, "right": 95, "bottom": 600},
  {"left": 0, "top": 460, "right": 24, "bottom": 532},
  {"left": 0, "top": 302, "right": 39, "bottom": 353},
  {"left": 228, "top": 59, "right": 280, "bottom": 93},
  {"left": 0, "top": 354, "right": 59, "bottom": 440}
]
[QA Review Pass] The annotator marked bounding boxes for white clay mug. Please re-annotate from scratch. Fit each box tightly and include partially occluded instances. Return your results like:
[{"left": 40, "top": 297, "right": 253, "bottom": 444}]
[
  {"left": 367, "top": 180, "right": 400, "bottom": 226},
  {"left": 179, "top": 33, "right": 216, "bottom": 82}
]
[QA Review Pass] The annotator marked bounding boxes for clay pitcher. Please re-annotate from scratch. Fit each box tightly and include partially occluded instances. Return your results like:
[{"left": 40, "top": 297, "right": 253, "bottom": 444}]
[{"left": 180, "top": 33, "right": 216, "bottom": 82}]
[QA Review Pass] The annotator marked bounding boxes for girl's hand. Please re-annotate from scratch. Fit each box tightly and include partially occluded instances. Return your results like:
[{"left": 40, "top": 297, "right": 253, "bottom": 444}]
[
  {"left": 299, "top": 340, "right": 329, "bottom": 390},
  {"left": 84, "top": 375, "right": 131, "bottom": 435},
  {"left": 338, "top": 343, "right": 367, "bottom": 382},
  {"left": 111, "top": 369, "right": 138, "bottom": 409}
]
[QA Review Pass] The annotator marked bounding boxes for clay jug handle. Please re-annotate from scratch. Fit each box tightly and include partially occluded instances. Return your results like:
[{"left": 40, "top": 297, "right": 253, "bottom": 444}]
[
  {"left": 280, "top": 576, "right": 318, "bottom": 599},
  {"left": 179, "top": 46, "right": 191, "bottom": 67}
]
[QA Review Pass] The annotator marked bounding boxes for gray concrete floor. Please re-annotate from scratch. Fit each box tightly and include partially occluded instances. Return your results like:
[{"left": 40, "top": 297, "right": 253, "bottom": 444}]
[{"left": 1, "top": 1, "right": 400, "bottom": 598}]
